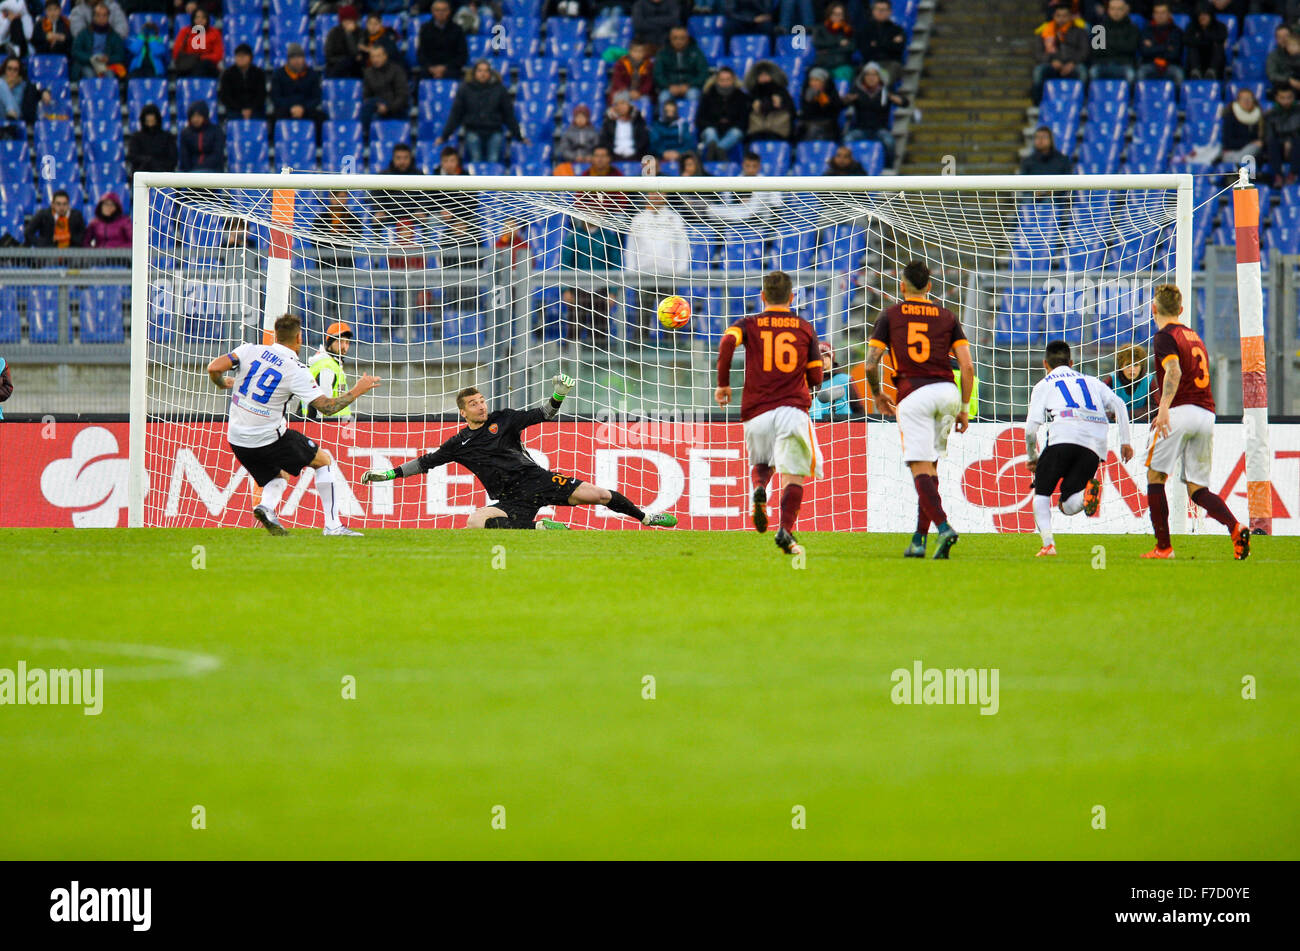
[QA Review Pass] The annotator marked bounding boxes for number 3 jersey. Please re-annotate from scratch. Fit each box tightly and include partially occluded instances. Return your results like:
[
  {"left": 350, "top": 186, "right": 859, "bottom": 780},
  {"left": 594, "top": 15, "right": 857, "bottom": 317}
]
[
  {"left": 1153, "top": 321, "right": 1216, "bottom": 414},
  {"left": 718, "top": 306, "right": 824, "bottom": 422},
  {"left": 1026, "top": 366, "right": 1131, "bottom": 460},
  {"left": 869, "top": 297, "right": 968, "bottom": 402},
  {"left": 225, "top": 342, "right": 325, "bottom": 448}
]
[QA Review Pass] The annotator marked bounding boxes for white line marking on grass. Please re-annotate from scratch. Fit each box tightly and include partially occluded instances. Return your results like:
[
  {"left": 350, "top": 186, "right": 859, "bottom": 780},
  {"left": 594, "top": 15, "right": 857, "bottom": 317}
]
[{"left": 0, "top": 636, "right": 221, "bottom": 681}]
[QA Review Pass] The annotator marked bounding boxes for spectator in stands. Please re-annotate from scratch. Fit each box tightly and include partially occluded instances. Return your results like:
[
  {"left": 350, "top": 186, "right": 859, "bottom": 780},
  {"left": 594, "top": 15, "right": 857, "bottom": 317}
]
[
  {"left": 418, "top": 0, "right": 467, "bottom": 80},
  {"left": 811, "top": 346, "right": 864, "bottom": 419},
  {"left": 626, "top": 190, "right": 689, "bottom": 341},
  {"left": 1089, "top": 0, "right": 1140, "bottom": 84},
  {"left": 171, "top": 6, "right": 222, "bottom": 78},
  {"left": 722, "top": 0, "right": 773, "bottom": 40},
  {"left": 24, "top": 189, "right": 86, "bottom": 247},
  {"left": 33, "top": 0, "right": 72, "bottom": 59},
  {"left": 271, "top": 44, "right": 325, "bottom": 123},
  {"left": 858, "top": 0, "right": 906, "bottom": 87},
  {"left": 707, "top": 151, "right": 782, "bottom": 223},
  {"left": 649, "top": 98, "right": 696, "bottom": 160},
  {"left": 555, "top": 103, "right": 599, "bottom": 164},
  {"left": 1031, "top": 2, "right": 1089, "bottom": 105},
  {"left": 127, "top": 102, "right": 176, "bottom": 172},
  {"left": 609, "top": 40, "right": 655, "bottom": 103},
  {"left": 324, "top": 5, "right": 364, "bottom": 79},
  {"left": 697, "top": 66, "right": 750, "bottom": 159},
  {"left": 177, "top": 99, "right": 225, "bottom": 171},
  {"left": 653, "top": 25, "right": 708, "bottom": 106},
  {"left": 1267, "top": 32, "right": 1300, "bottom": 95},
  {"left": 0, "top": 1, "right": 33, "bottom": 60},
  {"left": 1101, "top": 343, "right": 1152, "bottom": 423},
  {"left": 560, "top": 216, "right": 622, "bottom": 346},
  {"left": 798, "top": 67, "right": 842, "bottom": 141},
  {"left": 361, "top": 43, "right": 408, "bottom": 125},
  {"left": 1138, "top": 1, "right": 1183, "bottom": 86},
  {"left": 0, "top": 354, "right": 10, "bottom": 417},
  {"left": 1221, "top": 86, "right": 1264, "bottom": 168},
  {"left": 219, "top": 43, "right": 266, "bottom": 119},
  {"left": 1019, "top": 125, "right": 1072, "bottom": 175},
  {"left": 0, "top": 56, "right": 43, "bottom": 127},
  {"left": 743, "top": 59, "right": 793, "bottom": 143},
  {"left": 1184, "top": 3, "right": 1227, "bottom": 81},
  {"left": 437, "top": 60, "right": 526, "bottom": 164},
  {"left": 547, "top": 0, "right": 595, "bottom": 17},
  {"left": 83, "top": 191, "right": 131, "bottom": 248},
  {"left": 844, "top": 63, "right": 905, "bottom": 166},
  {"left": 435, "top": 144, "right": 464, "bottom": 174},
  {"left": 777, "top": 0, "right": 816, "bottom": 34},
  {"left": 813, "top": 2, "right": 857, "bottom": 82},
  {"left": 69, "top": 0, "right": 125, "bottom": 39},
  {"left": 72, "top": 3, "right": 128, "bottom": 79},
  {"left": 371, "top": 143, "right": 421, "bottom": 225},
  {"left": 1266, "top": 84, "right": 1300, "bottom": 186},
  {"left": 631, "top": 0, "right": 680, "bottom": 48},
  {"left": 825, "top": 143, "right": 867, "bottom": 175},
  {"left": 602, "top": 90, "right": 651, "bottom": 161},
  {"left": 126, "top": 17, "right": 167, "bottom": 78},
  {"left": 358, "top": 12, "right": 403, "bottom": 76}
]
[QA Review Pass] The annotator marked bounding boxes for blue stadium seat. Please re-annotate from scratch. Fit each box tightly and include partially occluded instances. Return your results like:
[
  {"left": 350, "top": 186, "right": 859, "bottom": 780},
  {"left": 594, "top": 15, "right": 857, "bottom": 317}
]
[
  {"left": 269, "top": 0, "right": 308, "bottom": 17},
  {"left": 518, "top": 98, "right": 555, "bottom": 124},
  {"left": 176, "top": 78, "right": 218, "bottom": 122},
  {"left": 29, "top": 56, "right": 68, "bottom": 90},
  {"left": 1235, "top": 36, "right": 1271, "bottom": 81},
  {"left": 1180, "top": 79, "right": 1220, "bottom": 106},
  {"left": 729, "top": 35, "right": 770, "bottom": 61},
  {"left": 501, "top": 15, "right": 542, "bottom": 40},
  {"left": 127, "top": 12, "right": 171, "bottom": 41},
  {"left": 695, "top": 35, "right": 724, "bottom": 60},
  {"left": 226, "top": 119, "right": 271, "bottom": 173},
  {"left": 848, "top": 140, "right": 885, "bottom": 174},
  {"left": 771, "top": 228, "right": 816, "bottom": 272},
  {"left": 78, "top": 77, "right": 120, "bottom": 121},
  {"left": 270, "top": 15, "right": 312, "bottom": 66},
  {"left": 548, "top": 18, "right": 588, "bottom": 43},
  {"left": 1061, "top": 234, "right": 1107, "bottom": 271},
  {"left": 822, "top": 224, "right": 865, "bottom": 273},
  {"left": 995, "top": 289, "right": 1043, "bottom": 346},
  {"left": 565, "top": 59, "right": 606, "bottom": 84},
  {"left": 322, "top": 120, "right": 363, "bottom": 172},
  {"left": 687, "top": 284, "right": 727, "bottom": 341},
  {"left": 774, "top": 34, "right": 815, "bottom": 59},
  {"left": 274, "top": 119, "right": 316, "bottom": 168},
  {"left": 0, "top": 141, "right": 30, "bottom": 183},
  {"left": 323, "top": 79, "right": 362, "bottom": 122},
  {"left": 223, "top": 15, "right": 268, "bottom": 68},
  {"left": 78, "top": 286, "right": 125, "bottom": 344},
  {"left": 795, "top": 140, "right": 835, "bottom": 169},
  {"left": 28, "top": 286, "right": 61, "bottom": 344},
  {"left": 1096, "top": 281, "right": 1146, "bottom": 343},
  {"left": 0, "top": 287, "right": 16, "bottom": 342},
  {"left": 547, "top": 35, "right": 586, "bottom": 60},
  {"left": 1088, "top": 79, "right": 1129, "bottom": 104},
  {"left": 703, "top": 160, "right": 738, "bottom": 176},
  {"left": 368, "top": 119, "right": 410, "bottom": 171},
  {"left": 750, "top": 140, "right": 790, "bottom": 174},
  {"left": 1086, "top": 97, "right": 1127, "bottom": 125},
  {"left": 521, "top": 58, "right": 561, "bottom": 81},
  {"left": 1131, "top": 120, "right": 1174, "bottom": 156},
  {"left": 510, "top": 140, "right": 551, "bottom": 167},
  {"left": 688, "top": 15, "right": 724, "bottom": 35},
  {"left": 591, "top": 22, "right": 632, "bottom": 61},
  {"left": 84, "top": 120, "right": 125, "bottom": 163},
  {"left": 688, "top": 232, "right": 716, "bottom": 270},
  {"left": 1042, "top": 78, "right": 1084, "bottom": 109},
  {"left": 128, "top": 78, "right": 171, "bottom": 129},
  {"left": 1242, "top": 13, "right": 1282, "bottom": 40},
  {"left": 35, "top": 120, "right": 75, "bottom": 165},
  {"left": 1226, "top": 80, "right": 1267, "bottom": 106},
  {"left": 564, "top": 80, "right": 605, "bottom": 119}
]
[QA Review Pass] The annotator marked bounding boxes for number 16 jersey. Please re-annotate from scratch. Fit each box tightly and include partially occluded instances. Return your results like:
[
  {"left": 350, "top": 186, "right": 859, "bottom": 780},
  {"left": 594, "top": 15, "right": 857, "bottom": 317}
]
[
  {"left": 225, "top": 341, "right": 325, "bottom": 448},
  {"left": 721, "top": 306, "right": 824, "bottom": 422}
]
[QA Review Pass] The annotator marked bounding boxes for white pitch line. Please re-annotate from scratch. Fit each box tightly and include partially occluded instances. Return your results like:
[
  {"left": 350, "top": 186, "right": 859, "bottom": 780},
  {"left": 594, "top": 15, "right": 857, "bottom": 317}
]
[{"left": 0, "top": 636, "right": 222, "bottom": 681}]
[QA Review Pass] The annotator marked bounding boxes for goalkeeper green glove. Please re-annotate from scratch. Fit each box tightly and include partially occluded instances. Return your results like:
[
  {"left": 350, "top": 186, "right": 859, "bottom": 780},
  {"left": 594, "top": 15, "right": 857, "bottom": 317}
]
[
  {"left": 552, "top": 373, "right": 576, "bottom": 399},
  {"left": 361, "top": 468, "right": 396, "bottom": 483}
]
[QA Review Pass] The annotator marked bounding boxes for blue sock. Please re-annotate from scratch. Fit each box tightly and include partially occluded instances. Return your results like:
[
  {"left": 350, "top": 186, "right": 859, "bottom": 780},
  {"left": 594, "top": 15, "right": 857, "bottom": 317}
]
[
  {"left": 937, "top": 521, "right": 952, "bottom": 534},
  {"left": 911, "top": 532, "right": 926, "bottom": 546}
]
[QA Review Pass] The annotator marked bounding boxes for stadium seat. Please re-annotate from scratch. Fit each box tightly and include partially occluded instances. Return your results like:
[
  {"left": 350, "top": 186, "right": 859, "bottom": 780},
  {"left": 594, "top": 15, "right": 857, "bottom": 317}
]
[
  {"left": 29, "top": 55, "right": 68, "bottom": 90},
  {"left": 227, "top": 119, "right": 271, "bottom": 173},
  {"left": 729, "top": 35, "right": 771, "bottom": 61},
  {"left": 323, "top": 79, "right": 363, "bottom": 122},
  {"left": 322, "top": 120, "right": 363, "bottom": 172},
  {"left": 995, "top": 289, "right": 1043, "bottom": 346},
  {"left": 771, "top": 228, "right": 816, "bottom": 272},
  {"left": 128, "top": 78, "right": 171, "bottom": 129},
  {"left": 127, "top": 12, "right": 171, "bottom": 41},
  {"left": 1042, "top": 78, "right": 1084, "bottom": 109},
  {"left": 35, "top": 120, "right": 75, "bottom": 165},
  {"left": 368, "top": 120, "right": 410, "bottom": 171},
  {"left": 84, "top": 120, "right": 126, "bottom": 164},
  {"left": 547, "top": 35, "right": 587, "bottom": 60},
  {"left": 28, "top": 286, "right": 62, "bottom": 344},
  {"left": 0, "top": 140, "right": 31, "bottom": 183},
  {"left": 1088, "top": 79, "right": 1129, "bottom": 104},
  {"left": 223, "top": 14, "right": 268, "bottom": 68},
  {"left": 275, "top": 119, "right": 316, "bottom": 169},
  {"left": 750, "top": 140, "right": 790, "bottom": 174},
  {"left": 796, "top": 140, "right": 836, "bottom": 170},
  {"left": 1180, "top": 79, "right": 1221, "bottom": 107},
  {"left": 848, "top": 140, "right": 886, "bottom": 174},
  {"left": 688, "top": 15, "right": 724, "bottom": 35},
  {"left": 1226, "top": 80, "right": 1267, "bottom": 106},
  {"left": 1235, "top": 36, "right": 1271, "bottom": 81},
  {"left": 78, "top": 77, "right": 120, "bottom": 121},
  {"left": 78, "top": 286, "right": 125, "bottom": 344},
  {"left": 1061, "top": 234, "right": 1107, "bottom": 271},
  {"left": 1242, "top": 13, "right": 1282, "bottom": 40},
  {"left": 270, "top": 15, "right": 312, "bottom": 66},
  {"left": 822, "top": 224, "right": 866, "bottom": 273},
  {"left": 176, "top": 78, "right": 218, "bottom": 123},
  {"left": 0, "top": 287, "right": 16, "bottom": 342},
  {"left": 521, "top": 58, "right": 561, "bottom": 81},
  {"left": 695, "top": 35, "right": 724, "bottom": 60},
  {"left": 774, "top": 34, "right": 815, "bottom": 59}
]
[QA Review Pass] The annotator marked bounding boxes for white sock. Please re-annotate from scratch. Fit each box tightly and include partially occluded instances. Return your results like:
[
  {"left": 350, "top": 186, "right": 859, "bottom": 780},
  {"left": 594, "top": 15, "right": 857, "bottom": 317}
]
[
  {"left": 1033, "top": 494, "right": 1054, "bottom": 547},
  {"left": 315, "top": 466, "right": 341, "bottom": 529},
  {"left": 1060, "top": 491, "right": 1085, "bottom": 516},
  {"left": 259, "top": 477, "right": 287, "bottom": 514}
]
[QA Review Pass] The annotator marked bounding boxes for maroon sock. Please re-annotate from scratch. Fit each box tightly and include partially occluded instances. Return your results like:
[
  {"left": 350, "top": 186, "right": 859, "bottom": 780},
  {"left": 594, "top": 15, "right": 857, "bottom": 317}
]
[
  {"left": 1148, "top": 482, "right": 1171, "bottom": 549},
  {"left": 916, "top": 508, "right": 932, "bottom": 536},
  {"left": 914, "top": 473, "right": 947, "bottom": 527},
  {"left": 1191, "top": 487, "right": 1239, "bottom": 532},
  {"left": 751, "top": 464, "right": 774, "bottom": 491},
  {"left": 779, "top": 483, "right": 803, "bottom": 533}
]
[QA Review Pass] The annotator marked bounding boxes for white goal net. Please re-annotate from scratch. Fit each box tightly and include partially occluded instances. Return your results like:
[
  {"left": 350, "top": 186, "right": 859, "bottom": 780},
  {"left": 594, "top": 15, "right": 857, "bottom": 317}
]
[{"left": 128, "top": 172, "right": 1197, "bottom": 533}]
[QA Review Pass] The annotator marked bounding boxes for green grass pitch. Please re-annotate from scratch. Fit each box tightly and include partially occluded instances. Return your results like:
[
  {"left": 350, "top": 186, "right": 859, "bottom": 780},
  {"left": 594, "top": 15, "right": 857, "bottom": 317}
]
[{"left": 2, "top": 527, "right": 1297, "bottom": 859}]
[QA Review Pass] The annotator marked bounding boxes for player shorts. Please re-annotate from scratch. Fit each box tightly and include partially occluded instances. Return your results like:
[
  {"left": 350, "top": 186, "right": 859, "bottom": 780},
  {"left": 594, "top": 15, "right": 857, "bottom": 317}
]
[
  {"left": 1145, "top": 404, "right": 1215, "bottom": 486},
  {"left": 230, "top": 429, "right": 319, "bottom": 487},
  {"left": 743, "top": 405, "right": 823, "bottom": 479},
  {"left": 1034, "top": 443, "right": 1100, "bottom": 500},
  {"left": 492, "top": 470, "right": 584, "bottom": 528},
  {"left": 897, "top": 381, "right": 961, "bottom": 463}
]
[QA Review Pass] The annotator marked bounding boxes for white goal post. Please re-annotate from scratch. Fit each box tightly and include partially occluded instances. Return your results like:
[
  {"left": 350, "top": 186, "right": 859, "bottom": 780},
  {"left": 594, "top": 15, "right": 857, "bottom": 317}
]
[{"left": 128, "top": 171, "right": 1216, "bottom": 533}]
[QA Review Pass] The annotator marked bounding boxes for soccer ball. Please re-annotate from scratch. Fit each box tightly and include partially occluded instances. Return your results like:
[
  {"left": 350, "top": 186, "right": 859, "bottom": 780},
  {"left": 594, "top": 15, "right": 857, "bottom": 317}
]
[{"left": 656, "top": 295, "right": 692, "bottom": 330}]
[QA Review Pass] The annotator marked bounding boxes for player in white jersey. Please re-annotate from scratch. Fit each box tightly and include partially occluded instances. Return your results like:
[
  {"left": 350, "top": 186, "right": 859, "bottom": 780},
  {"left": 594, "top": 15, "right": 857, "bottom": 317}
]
[
  {"left": 205, "top": 314, "right": 380, "bottom": 536},
  {"left": 1024, "top": 340, "right": 1133, "bottom": 557}
]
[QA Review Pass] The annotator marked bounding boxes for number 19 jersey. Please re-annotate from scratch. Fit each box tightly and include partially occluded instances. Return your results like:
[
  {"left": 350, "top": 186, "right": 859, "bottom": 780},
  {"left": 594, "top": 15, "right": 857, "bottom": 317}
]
[{"left": 226, "top": 342, "right": 325, "bottom": 448}]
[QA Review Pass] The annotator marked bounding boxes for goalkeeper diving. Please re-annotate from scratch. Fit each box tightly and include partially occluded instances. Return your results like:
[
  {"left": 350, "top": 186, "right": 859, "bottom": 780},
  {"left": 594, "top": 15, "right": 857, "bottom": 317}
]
[{"left": 362, "top": 374, "right": 678, "bottom": 530}]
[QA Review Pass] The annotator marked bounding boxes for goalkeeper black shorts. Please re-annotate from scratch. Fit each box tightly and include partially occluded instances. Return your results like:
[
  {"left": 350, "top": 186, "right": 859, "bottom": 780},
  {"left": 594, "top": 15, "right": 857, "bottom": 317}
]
[
  {"left": 494, "top": 470, "right": 583, "bottom": 527},
  {"left": 1033, "top": 443, "right": 1100, "bottom": 500},
  {"left": 230, "top": 429, "right": 320, "bottom": 487}
]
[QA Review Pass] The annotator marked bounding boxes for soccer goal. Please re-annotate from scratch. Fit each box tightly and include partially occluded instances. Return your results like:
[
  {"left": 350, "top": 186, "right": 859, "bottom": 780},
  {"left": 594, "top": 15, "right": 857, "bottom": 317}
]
[{"left": 128, "top": 170, "right": 1234, "bottom": 533}]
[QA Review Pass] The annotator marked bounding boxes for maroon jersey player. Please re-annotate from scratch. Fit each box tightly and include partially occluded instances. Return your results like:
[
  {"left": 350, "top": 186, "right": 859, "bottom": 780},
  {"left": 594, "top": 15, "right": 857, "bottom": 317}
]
[
  {"left": 1142, "top": 283, "right": 1249, "bottom": 560},
  {"left": 715, "top": 270, "right": 826, "bottom": 556},
  {"left": 864, "top": 260, "right": 974, "bottom": 559}
]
